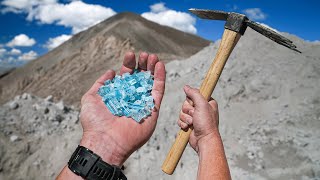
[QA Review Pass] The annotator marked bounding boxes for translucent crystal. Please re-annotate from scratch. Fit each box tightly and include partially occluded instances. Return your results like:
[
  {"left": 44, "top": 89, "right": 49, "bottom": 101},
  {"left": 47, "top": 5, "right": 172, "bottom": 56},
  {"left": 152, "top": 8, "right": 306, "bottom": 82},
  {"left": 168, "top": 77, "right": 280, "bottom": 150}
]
[{"left": 98, "top": 70, "right": 155, "bottom": 122}]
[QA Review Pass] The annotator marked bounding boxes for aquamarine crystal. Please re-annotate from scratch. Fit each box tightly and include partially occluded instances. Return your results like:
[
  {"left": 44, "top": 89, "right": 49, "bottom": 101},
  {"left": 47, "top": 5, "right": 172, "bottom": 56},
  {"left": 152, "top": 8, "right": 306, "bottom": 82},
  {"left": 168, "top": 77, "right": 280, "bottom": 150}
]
[{"left": 98, "top": 70, "right": 154, "bottom": 122}]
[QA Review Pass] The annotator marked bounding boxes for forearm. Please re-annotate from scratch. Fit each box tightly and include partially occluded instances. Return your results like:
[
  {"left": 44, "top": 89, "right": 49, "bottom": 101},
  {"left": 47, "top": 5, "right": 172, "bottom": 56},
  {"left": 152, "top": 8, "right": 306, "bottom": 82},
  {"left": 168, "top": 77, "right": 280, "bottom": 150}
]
[{"left": 197, "top": 132, "right": 231, "bottom": 180}]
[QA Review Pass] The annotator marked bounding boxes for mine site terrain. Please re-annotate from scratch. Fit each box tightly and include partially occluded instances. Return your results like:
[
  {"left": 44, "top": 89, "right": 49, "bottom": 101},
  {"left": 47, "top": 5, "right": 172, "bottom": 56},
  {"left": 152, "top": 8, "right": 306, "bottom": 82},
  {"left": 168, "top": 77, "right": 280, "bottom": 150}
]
[{"left": 0, "top": 13, "right": 319, "bottom": 180}]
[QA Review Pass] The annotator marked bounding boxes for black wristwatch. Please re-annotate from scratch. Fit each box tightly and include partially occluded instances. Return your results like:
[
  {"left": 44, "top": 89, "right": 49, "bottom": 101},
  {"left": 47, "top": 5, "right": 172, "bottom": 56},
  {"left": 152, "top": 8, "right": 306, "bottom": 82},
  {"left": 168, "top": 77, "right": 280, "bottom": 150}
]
[{"left": 68, "top": 146, "right": 127, "bottom": 180}]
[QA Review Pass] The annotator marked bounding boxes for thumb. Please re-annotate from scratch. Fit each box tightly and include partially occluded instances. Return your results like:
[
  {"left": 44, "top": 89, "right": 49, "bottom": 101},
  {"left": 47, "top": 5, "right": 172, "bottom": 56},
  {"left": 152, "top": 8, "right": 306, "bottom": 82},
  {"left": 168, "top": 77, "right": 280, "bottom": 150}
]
[
  {"left": 183, "top": 85, "right": 206, "bottom": 108},
  {"left": 87, "top": 70, "right": 115, "bottom": 95}
]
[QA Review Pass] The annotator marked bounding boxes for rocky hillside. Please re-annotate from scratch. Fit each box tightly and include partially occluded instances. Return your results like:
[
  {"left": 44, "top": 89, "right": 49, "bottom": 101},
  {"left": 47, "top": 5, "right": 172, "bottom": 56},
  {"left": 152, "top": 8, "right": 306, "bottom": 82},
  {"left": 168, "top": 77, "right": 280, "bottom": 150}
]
[
  {"left": 0, "top": 12, "right": 210, "bottom": 107},
  {"left": 0, "top": 28, "right": 319, "bottom": 180}
]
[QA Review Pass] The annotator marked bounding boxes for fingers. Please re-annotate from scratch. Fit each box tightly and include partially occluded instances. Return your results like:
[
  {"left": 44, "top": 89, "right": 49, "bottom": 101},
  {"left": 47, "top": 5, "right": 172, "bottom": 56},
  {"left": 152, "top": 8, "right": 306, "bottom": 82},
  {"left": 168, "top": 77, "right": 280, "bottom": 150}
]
[
  {"left": 178, "top": 119, "right": 189, "bottom": 129},
  {"left": 183, "top": 85, "right": 206, "bottom": 108},
  {"left": 208, "top": 98, "right": 218, "bottom": 111},
  {"left": 120, "top": 52, "right": 158, "bottom": 75},
  {"left": 179, "top": 111, "right": 193, "bottom": 125},
  {"left": 178, "top": 99, "right": 194, "bottom": 129},
  {"left": 87, "top": 70, "right": 116, "bottom": 95},
  {"left": 120, "top": 51, "right": 136, "bottom": 75},
  {"left": 152, "top": 61, "right": 166, "bottom": 109},
  {"left": 181, "top": 100, "right": 194, "bottom": 115},
  {"left": 147, "top": 54, "right": 159, "bottom": 75},
  {"left": 138, "top": 52, "right": 148, "bottom": 71}
]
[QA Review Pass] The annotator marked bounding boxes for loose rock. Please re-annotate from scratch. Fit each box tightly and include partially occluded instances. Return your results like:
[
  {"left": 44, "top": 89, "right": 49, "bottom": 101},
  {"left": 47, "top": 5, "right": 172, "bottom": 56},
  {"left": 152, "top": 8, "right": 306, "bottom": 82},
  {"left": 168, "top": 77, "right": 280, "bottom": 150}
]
[{"left": 9, "top": 102, "right": 19, "bottom": 110}]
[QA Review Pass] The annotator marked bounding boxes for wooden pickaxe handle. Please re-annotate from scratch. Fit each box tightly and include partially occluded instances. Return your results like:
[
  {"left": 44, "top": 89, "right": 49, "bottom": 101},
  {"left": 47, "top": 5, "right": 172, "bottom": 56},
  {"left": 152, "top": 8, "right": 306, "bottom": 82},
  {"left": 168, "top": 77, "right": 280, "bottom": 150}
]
[{"left": 162, "top": 29, "right": 241, "bottom": 175}]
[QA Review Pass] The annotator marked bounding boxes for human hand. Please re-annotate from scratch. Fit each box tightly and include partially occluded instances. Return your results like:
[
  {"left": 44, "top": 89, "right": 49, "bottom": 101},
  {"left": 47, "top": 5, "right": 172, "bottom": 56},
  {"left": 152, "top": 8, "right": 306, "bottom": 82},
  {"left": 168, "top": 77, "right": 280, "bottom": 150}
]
[
  {"left": 79, "top": 51, "right": 166, "bottom": 166},
  {"left": 178, "top": 85, "right": 219, "bottom": 153}
]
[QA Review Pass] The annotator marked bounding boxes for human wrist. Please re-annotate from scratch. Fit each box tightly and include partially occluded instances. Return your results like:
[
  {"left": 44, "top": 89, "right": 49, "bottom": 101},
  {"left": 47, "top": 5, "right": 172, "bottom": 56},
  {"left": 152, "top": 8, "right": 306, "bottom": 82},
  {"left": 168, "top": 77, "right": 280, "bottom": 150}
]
[
  {"left": 197, "top": 130, "right": 222, "bottom": 154},
  {"left": 79, "top": 132, "right": 127, "bottom": 167}
]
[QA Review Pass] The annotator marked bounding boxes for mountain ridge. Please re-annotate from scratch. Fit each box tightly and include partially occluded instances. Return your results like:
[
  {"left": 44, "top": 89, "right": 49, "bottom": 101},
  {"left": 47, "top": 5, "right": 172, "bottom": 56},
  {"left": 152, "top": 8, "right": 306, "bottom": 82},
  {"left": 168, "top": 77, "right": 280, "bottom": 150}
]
[{"left": 0, "top": 12, "right": 210, "bottom": 106}]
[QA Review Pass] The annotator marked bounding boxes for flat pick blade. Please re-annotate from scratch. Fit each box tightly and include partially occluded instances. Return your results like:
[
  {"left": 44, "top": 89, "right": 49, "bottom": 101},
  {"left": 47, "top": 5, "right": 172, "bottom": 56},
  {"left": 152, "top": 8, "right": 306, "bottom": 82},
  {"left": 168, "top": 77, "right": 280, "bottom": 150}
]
[{"left": 189, "top": 8, "right": 229, "bottom": 21}]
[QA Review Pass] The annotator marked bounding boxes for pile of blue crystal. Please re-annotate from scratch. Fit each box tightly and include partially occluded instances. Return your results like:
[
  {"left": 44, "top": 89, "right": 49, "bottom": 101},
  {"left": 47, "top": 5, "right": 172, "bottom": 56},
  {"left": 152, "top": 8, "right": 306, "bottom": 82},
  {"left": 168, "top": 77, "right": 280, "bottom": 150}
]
[{"left": 98, "top": 70, "right": 155, "bottom": 122}]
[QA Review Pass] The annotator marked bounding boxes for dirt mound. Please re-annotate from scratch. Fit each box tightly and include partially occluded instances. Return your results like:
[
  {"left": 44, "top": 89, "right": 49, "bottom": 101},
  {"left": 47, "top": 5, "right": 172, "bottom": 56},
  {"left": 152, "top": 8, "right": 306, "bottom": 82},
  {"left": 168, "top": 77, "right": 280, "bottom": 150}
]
[
  {"left": 0, "top": 28, "right": 319, "bottom": 179},
  {"left": 0, "top": 94, "right": 81, "bottom": 179},
  {"left": 0, "top": 12, "right": 210, "bottom": 107}
]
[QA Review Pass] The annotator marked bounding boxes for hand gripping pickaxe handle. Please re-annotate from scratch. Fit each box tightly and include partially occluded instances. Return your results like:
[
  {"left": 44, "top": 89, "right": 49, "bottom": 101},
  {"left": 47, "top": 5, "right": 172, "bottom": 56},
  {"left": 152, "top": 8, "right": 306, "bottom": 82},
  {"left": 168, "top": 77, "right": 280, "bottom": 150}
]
[{"left": 162, "top": 29, "right": 241, "bottom": 175}]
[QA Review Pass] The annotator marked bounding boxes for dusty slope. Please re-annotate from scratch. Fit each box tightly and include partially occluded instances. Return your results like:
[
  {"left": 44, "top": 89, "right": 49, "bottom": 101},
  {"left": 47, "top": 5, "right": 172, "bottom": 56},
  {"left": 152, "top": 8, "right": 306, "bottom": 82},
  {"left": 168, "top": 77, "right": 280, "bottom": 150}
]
[
  {"left": 0, "top": 12, "right": 209, "bottom": 107},
  {"left": 0, "top": 29, "right": 319, "bottom": 180}
]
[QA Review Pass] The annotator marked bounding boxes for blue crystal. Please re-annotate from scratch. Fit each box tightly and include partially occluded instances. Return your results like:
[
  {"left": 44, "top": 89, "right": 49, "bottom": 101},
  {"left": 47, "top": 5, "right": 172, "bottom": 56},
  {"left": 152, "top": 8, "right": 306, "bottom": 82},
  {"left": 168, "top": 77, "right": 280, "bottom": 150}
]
[{"left": 98, "top": 70, "right": 155, "bottom": 122}]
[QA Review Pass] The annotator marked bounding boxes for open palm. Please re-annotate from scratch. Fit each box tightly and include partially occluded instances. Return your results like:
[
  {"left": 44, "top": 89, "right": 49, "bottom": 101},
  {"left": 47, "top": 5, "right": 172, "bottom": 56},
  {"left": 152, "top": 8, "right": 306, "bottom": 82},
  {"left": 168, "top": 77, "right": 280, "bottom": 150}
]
[{"left": 79, "top": 52, "right": 166, "bottom": 166}]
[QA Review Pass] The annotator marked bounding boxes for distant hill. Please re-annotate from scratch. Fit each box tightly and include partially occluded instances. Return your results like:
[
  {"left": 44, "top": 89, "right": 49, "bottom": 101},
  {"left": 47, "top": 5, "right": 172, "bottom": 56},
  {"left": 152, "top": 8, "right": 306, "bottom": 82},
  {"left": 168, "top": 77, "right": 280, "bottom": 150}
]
[
  {"left": 0, "top": 66, "right": 14, "bottom": 77},
  {"left": 0, "top": 12, "right": 210, "bottom": 106}
]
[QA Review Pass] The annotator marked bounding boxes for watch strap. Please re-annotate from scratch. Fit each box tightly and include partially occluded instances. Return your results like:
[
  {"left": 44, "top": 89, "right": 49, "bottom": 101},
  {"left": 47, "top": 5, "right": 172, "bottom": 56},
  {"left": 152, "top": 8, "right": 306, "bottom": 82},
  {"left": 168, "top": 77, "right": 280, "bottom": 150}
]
[{"left": 68, "top": 146, "right": 127, "bottom": 180}]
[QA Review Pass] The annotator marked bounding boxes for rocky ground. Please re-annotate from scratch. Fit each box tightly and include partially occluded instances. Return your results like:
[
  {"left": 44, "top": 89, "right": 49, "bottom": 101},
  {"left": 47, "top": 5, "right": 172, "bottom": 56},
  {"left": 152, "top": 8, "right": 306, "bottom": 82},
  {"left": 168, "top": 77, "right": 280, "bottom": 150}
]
[
  {"left": 0, "top": 93, "right": 81, "bottom": 179},
  {"left": 1, "top": 29, "right": 320, "bottom": 179}
]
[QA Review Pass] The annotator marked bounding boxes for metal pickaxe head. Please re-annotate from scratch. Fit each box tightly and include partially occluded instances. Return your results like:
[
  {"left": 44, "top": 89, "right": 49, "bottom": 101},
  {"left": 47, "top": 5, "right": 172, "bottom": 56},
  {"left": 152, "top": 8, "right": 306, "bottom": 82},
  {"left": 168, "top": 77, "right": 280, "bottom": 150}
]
[{"left": 189, "top": 8, "right": 301, "bottom": 53}]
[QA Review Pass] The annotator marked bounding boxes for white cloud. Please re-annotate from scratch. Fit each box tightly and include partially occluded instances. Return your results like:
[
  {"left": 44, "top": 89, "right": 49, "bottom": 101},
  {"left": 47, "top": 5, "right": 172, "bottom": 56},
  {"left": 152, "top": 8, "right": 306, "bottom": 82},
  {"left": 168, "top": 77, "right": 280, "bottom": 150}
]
[
  {"left": 1, "top": 1, "right": 116, "bottom": 34},
  {"left": 243, "top": 8, "right": 267, "bottom": 20},
  {"left": 0, "top": 48, "right": 7, "bottom": 57},
  {"left": 45, "top": 34, "right": 72, "bottom": 50},
  {"left": 1, "top": 0, "right": 56, "bottom": 13},
  {"left": 150, "top": 3, "right": 167, "bottom": 13},
  {"left": 7, "top": 34, "right": 36, "bottom": 47},
  {"left": 141, "top": 3, "right": 197, "bottom": 34},
  {"left": 18, "top": 50, "right": 38, "bottom": 61},
  {"left": 27, "top": 1, "right": 116, "bottom": 33},
  {"left": 9, "top": 48, "right": 22, "bottom": 55}
]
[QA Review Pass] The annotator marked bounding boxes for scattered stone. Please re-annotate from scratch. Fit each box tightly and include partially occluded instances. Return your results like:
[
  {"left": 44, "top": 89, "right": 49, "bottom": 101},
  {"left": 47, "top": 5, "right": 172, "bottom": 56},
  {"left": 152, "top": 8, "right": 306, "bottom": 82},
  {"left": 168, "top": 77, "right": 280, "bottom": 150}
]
[
  {"left": 32, "top": 104, "right": 41, "bottom": 111},
  {"left": 45, "top": 95, "right": 53, "bottom": 102},
  {"left": 44, "top": 107, "right": 49, "bottom": 114},
  {"left": 9, "top": 102, "right": 19, "bottom": 110},
  {"left": 247, "top": 151, "right": 255, "bottom": 160},
  {"left": 56, "top": 101, "right": 65, "bottom": 111},
  {"left": 22, "top": 93, "right": 32, "bottom": 100},
  {"left": 22, "top": 93, "right": 28, "bottom": 99},
  {"left": 10, "top": 135, "right": 19, "bottom": 142},
  {"left": 54, "top": 115, "right": 64, "bottom": 123}
]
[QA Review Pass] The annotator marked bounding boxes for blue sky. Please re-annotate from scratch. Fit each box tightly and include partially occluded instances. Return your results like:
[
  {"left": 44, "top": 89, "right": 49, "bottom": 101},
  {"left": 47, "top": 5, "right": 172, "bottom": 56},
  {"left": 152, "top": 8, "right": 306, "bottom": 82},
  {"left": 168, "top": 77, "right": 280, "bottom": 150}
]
[{"left": 0, "top": 0, "right": 319, "bottom": 67}]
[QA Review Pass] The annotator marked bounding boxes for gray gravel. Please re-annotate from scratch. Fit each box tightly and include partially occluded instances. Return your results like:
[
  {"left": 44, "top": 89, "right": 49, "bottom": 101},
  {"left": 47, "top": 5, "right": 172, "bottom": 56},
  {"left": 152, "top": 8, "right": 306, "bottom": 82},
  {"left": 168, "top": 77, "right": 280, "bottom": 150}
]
[{"left": 0, "top": 29, "right": 320, "bottom": 180}]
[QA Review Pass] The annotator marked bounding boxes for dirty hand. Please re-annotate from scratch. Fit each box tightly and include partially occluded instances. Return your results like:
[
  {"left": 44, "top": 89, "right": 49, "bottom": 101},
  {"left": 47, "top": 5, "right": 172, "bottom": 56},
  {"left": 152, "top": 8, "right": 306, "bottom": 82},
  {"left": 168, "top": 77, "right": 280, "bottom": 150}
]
[
  {"left": 178, "top": 85, "right": 219, "bottom": 153},
  {"left": 80, "top": 52, "right": 166, "bottom": 166}
]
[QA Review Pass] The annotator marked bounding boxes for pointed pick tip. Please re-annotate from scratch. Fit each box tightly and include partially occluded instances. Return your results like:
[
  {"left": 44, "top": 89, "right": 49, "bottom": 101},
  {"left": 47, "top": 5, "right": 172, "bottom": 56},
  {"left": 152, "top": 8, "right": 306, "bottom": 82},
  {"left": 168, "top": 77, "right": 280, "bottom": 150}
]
[{"left": 294, "top": 49, "right": 302, "bottom": 53}]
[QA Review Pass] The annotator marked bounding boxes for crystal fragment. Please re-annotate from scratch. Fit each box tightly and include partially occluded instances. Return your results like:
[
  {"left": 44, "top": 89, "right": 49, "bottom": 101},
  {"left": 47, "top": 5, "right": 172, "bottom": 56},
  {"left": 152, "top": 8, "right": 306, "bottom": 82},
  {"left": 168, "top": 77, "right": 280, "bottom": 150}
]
[{"left": 98, "top": 70, "right": 155, "bottom": 122}]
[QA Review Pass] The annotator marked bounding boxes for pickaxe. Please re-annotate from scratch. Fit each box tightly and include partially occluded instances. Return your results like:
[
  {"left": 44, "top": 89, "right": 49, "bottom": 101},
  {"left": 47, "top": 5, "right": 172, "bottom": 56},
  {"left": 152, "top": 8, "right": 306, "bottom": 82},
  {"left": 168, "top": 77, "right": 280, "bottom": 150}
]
[{"left": 162, "top": 9, "right": 301, "bottom": 175}]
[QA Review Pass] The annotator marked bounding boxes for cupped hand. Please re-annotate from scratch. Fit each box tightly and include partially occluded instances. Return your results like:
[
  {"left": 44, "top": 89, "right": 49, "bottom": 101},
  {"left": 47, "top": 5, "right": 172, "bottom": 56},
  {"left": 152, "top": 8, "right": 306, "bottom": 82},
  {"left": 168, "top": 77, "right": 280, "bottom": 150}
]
[
  {"left": 178, "top": 85, "right": 219, "bottom": 153},
  {"left": 79, "top": 52, "right": 166, "bottom": 166}
]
